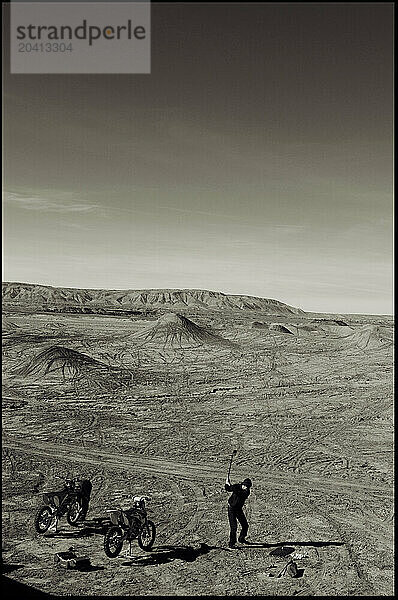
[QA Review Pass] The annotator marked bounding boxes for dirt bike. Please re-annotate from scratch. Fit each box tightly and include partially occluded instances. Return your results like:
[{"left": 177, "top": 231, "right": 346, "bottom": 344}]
[
  {"left": 34, "top": 477, "right": 92, "bottom": 534},
  {"left": 104, "top": 496, "right": 156, "bottom": 558}
]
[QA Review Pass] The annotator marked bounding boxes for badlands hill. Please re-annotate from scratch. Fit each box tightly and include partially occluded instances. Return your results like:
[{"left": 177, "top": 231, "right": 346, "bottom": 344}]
[
  {"left": 2, "top": 282, "right": 304, "bottom": 315},
  {"left": 132, "top": 312, "right": 238, "bottom": 348}
]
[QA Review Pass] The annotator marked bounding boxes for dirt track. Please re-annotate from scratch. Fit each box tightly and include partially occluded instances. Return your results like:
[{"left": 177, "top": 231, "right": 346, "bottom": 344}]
[
  {"left": 2, "top": 310, "right": 393, "bottom": 596},
  {"left": 3, "top": 435, "right": 392, "bottom": 500},
  {"left": 3, "top": 434, "right": 393, "bottom": 596}
]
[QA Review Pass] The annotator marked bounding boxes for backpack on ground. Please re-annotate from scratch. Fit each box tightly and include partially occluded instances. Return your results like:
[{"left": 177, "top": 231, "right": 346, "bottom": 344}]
[
  {"left": 276, "top": 558, "right": 299, "bottom": 578},
  {"left": 286, "top": 560, "right": 299, "bottom": 577}
]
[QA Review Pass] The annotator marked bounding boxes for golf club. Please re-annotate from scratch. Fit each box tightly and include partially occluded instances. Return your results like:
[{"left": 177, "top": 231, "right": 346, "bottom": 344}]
[{"left": 227, "top": 449, "right": 238, "bottom": 480}]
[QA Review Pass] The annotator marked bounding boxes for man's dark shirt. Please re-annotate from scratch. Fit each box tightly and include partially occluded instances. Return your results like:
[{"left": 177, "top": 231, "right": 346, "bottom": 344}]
[{"left": 225, "top": 483, "right": 250, "bottom": 509}]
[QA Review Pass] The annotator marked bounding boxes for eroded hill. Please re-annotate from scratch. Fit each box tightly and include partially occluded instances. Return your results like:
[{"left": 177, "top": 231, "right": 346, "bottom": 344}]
[{"left": 2, "top": 282, "right": 304, "bottom": 315}]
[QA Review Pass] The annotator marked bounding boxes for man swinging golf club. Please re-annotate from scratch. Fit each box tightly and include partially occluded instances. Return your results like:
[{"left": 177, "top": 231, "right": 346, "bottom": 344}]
[{"left": 225, "top": 450, "right": 252, "bottom": 548}]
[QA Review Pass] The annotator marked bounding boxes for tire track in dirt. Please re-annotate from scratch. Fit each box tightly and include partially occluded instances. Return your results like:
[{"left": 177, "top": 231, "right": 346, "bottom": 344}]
[
  {"left": 242, "top": 489, "right": 330, "bottom": 595},
  {"left": 259, "top": 493, "right": 355, "bottom": 596},
  {"left": 167, "top": 481, "right": 207, "bottom": 545},
  {"left": 323, "top": 511, "right": 376, "bottom": 595},
  {"left": 293, "top": 502, "right": 344, "bottom": 597},
  {"left": 259, "top": 406, "right": 388, "bottom": 480},
  {"left": 256, "top": 385, "right": 385, "bottom": 475},
  {"left": 156, "top": 476, "right": 185, "bottom": 542},
  {"left": 91, "top": 468, "right": 106, "bottom": 501},
  {"left": 331, "top": 510, "right": 392, "bottom": 550},
  {"left": 2, "top": 436, "right": 392, "bottom": 501},
  {"left": 292, "top": 500, "right": 379, "bottom": 597},
  {"left": 50, "top": 409, "right": 99, "bottom": 449},
  {"left": 148, "top": 480, "right": 206, "bottom": 590},
  {"left": 5, "top": 436, "right": 390, "bottom": 593}
]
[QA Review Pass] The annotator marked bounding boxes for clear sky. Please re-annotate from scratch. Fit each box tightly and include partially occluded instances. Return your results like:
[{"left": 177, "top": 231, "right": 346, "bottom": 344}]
[{"left": 3, "top": 3, "right": 393, "bottom": 314}]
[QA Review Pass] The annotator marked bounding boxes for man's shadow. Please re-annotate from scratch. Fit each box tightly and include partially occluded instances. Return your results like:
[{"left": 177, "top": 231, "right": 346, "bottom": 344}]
[
  {"left": 121, "top": 543, "right": 225, "bottom": 566},
  {"left": 240, "top": 541, "right": 344, "bottom": 579},
  {"left": 242, "top": 540, "right": 344, "bottom": 552}
]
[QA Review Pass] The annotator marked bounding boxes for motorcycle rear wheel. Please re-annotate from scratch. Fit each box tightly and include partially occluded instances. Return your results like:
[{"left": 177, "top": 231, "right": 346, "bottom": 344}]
[
  {"left": 138, "top": 520, "right": 156, "bottom": 551},
  {"left": 34, "top": 505, "right": 54, "bottom": 534},
  {"left": 104, "top": 526, "right": 124, "bottom": 558}
]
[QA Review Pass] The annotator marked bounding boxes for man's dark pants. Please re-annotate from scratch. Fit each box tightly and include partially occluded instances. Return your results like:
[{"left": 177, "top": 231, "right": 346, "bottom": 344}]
[
  {"left": 80, "top": 480, "right": 92, "bottom": 519},
  {"left": 228, "top": 505, "right": 248, "bottom": 544}
]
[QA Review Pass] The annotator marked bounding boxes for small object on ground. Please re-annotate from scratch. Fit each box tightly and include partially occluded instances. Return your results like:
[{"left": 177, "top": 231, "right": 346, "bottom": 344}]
[
  {"left": 54, "top": 547, "right": 91, "bottom": 570},
  {"left": 286, "top": 561, "right": 299, "bottom": 577},
  {"left": 291, "top": 552, "right": 309, "bottom": 560},
  {"left": 276, "top": 558, "right": 299, "bottom": 578}
]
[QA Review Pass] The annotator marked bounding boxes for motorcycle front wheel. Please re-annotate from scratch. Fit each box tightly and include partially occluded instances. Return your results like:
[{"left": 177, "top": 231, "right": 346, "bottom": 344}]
[
  {"left": 138, "top": 520, "right": 156, "bottom": 551},
  {"left": 34, "top": 505, "right": 54, "bottom": 533},
  {"left": 104, "top": 526, "right": 124, "bottom": 558},
  {"left": 66, "top": 500, "right": 82, "bottom": 526}
]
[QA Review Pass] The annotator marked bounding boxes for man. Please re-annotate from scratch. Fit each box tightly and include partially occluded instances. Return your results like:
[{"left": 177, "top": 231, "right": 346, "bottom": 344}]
[
  {"left": 79, "top": 479, "right": 92, "bottom": 520},
  {"left": 225, "top": 475, "right": 252, "bottom": 548}
]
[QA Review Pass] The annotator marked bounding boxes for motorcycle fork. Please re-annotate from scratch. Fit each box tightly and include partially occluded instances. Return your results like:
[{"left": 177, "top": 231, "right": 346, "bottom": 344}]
[{"left": 49, "top": 504, "right": 60, "bottom": 518}]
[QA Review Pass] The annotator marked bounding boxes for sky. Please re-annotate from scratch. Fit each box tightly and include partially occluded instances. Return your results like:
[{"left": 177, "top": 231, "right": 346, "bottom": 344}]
[{"left": 3, "top": 2, "right": 394, "bottom": 314}]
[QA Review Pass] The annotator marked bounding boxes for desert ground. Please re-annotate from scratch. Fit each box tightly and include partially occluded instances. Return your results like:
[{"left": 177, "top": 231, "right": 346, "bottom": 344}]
[{"left": 2, "top": 303, "right": 394, "bottom": 597}]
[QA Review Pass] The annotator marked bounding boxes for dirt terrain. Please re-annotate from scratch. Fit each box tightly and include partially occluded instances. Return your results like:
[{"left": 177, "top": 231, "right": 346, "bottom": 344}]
[{"left": 1, "top": 302, "right": 394, "bottom": 596}]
